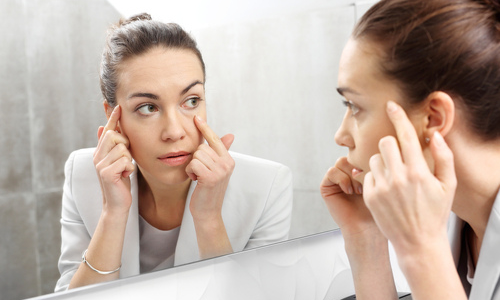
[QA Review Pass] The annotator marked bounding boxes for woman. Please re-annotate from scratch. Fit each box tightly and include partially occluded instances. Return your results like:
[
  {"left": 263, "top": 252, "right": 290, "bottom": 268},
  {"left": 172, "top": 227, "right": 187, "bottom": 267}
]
[
  {"left": 55, "top": 14, "right": 293, "bottom": 291},
  {"left": 321, "top": 0, "right": 500, "bottom": 299}
]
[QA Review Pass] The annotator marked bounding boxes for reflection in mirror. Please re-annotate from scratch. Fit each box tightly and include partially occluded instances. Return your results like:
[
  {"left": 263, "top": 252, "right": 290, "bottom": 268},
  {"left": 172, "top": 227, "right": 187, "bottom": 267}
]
[{"left": 0, "top": 0, "right": 377, "bottom": 299}]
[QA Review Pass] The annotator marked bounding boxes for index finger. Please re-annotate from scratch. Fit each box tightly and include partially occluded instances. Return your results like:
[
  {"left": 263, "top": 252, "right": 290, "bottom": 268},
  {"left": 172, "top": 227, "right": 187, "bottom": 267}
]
[
  {"left": 103, "top": 105, "right": 121, "bottom": 135},
  {"left": 386, "top": 101, "right": 426, "bottom": 166},
  {"left": 194, "top": 115, "right": 227, "bottom": 155}
]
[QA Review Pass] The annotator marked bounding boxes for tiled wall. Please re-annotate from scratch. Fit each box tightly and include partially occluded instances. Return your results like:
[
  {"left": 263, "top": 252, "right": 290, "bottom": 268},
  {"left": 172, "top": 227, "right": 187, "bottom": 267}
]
[
  {"left": 0, "top": 0, "right": 120, "bottom": 298},
  {"left": 0, "top": 1, "right": 376, "bottom": 299}
]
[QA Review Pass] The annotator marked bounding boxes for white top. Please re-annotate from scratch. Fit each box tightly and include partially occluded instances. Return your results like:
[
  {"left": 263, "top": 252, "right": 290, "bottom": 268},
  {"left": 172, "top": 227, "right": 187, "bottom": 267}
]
[{"left": 139, "top": 215, "right": 180, "bottom": 273}]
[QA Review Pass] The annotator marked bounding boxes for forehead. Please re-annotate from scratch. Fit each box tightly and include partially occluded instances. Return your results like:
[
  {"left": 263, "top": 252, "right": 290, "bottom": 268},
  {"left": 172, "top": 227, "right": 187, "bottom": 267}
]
[
  {"left": 338, "top": 38, "right": 384, "bottom": 89},
  {"left": 116, "top": 47, "right": 204, "bottom": 92}
]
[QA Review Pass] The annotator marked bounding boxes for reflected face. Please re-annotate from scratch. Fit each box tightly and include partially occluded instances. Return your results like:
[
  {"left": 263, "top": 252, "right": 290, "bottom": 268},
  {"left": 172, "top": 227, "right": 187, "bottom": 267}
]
[
  {"left": 335, "top": 38, "right": 421, "bottom": 184},
  {"left": 114, "top": 47, "right": 206, "bottom": 186}
]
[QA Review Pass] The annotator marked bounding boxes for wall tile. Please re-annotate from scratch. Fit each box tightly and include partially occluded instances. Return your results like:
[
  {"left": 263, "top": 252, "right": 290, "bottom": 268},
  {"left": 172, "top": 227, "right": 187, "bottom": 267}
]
[{"left": 0, "top": 194, "right": 39, "bottom": 300}]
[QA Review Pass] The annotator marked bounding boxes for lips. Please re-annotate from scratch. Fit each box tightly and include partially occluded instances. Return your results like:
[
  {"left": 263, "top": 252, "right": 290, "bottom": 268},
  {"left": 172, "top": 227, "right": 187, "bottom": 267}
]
[
  {"left": 158, "top": 151, "right": 191, "bottom": 166},
  {"left": 352, "top": 167, "right": 363, "bottom": 178}
]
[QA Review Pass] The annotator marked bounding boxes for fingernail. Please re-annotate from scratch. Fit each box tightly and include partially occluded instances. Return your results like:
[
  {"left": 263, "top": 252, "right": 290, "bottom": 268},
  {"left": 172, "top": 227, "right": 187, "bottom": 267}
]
[
  {"left": 348, "top": 186, "right": 353, "bottom": 195},
  {"left": 195, "top": 115, "right": 204, "bottom": 123},
  {"left": 433, "top": 131, "right": 444, "bottom": 147},
  {"left": 357, "top": 186, "right": 363, "bottom": 194},
  {"left": 387, "top": 101, "right": 398, "bottom": 113}
]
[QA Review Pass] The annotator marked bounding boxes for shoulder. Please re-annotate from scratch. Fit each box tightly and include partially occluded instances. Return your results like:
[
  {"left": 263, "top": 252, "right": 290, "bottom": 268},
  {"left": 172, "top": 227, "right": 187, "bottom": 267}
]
[
  {"left": 65, "top": 147, "right": 96, "bottom": 178},
  {"left": 227, "top": 151, "right": 292, "bottom": 191},
  {"left": 229, "top": 151, "right": 290, "bottom": 174}
]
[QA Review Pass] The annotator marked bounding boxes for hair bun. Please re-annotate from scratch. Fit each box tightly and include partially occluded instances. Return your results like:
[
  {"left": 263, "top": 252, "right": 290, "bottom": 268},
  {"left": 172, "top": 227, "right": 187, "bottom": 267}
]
[{"left": 119, "top": 13, "right": 152, "bottom": 27}]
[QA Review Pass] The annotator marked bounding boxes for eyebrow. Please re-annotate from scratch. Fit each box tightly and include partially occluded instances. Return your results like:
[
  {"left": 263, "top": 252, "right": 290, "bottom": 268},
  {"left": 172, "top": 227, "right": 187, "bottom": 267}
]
[
  {"left": 180, "top": 80, "right": 204, "bottom": 96},
  {"left": 336, "top": 87, "right": 361, "bottom": 97},
  {"left": 127, "top": 80, "right": 204, "bottom": 100}
]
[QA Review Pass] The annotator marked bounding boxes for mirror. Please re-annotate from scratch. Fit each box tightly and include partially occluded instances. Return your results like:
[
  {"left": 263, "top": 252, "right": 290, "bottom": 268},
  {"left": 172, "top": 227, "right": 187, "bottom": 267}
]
[{"left": 0, "top": 0, "right": 377, "bottom": 298}]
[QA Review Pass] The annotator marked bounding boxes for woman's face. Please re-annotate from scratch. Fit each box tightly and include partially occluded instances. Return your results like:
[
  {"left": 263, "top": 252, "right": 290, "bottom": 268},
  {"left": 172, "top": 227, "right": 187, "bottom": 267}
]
[
  {"left": 335, "top": 38, "right": 426, "bottom": 184},
  {"left": 113, "top": 47, "right": 206, "bottom": 186}
]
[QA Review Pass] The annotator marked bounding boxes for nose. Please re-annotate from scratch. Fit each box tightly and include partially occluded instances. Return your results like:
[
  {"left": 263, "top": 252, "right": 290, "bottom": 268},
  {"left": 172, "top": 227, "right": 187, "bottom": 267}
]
[
  {"left": 334, "top": 111, "right": 354, "bottom": 148},
  {"left": 160, "top": 109, "right": 186, "bottom": 142}
]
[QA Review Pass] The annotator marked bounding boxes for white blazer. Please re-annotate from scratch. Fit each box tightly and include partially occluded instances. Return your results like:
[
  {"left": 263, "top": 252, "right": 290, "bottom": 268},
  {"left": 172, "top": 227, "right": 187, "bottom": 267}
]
[
  {"left": 55, "top": 148, "right": 293, "bottom": 292},
  {"left": 448, "top": 190, "right": 500, "bottom": 299}
]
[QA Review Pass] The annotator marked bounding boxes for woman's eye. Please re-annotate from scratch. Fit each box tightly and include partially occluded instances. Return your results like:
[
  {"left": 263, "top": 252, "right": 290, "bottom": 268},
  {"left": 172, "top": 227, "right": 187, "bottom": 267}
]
[
  {"left": 342, "top": 99, "right": 360, "bottom": 116},
  {"left": 183, "top": 97, "right": 201, "bottom": 108},
  {"left": 137, "top": 104, "right": 158, "bottom": 115}
]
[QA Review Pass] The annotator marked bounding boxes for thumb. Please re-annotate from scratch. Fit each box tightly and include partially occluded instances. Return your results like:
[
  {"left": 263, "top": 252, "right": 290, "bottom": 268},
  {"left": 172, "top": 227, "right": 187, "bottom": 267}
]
[
  {"left": 430, "top": 131, "right": 456, "bottom": 189},
  {"left": 220, "top": 134, "right": 235, "bottom": 151}
]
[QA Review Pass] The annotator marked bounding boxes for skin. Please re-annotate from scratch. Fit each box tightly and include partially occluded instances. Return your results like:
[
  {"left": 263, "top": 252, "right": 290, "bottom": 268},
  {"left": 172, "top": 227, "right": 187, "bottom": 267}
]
[
  {"left": 319, "top": 37, "right": 500, "bottom": 299},
  {"left": 69, "top": 47, "right": 235, "bottom": 289}
]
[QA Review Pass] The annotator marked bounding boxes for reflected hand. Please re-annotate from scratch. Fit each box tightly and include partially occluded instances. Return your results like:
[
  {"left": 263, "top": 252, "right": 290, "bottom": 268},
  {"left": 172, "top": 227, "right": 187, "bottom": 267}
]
[
  {"left": 93, "top": 105, "right": 135, "bottom": 215},
  {"left": 186, "top": 115, "right": 235, "bottom": 224},
  {"left": 320, "top": 157, "right": 379, "bottom": 238},
  {"left": 363, "top": 101, "right": 457, "bottom": 253}
]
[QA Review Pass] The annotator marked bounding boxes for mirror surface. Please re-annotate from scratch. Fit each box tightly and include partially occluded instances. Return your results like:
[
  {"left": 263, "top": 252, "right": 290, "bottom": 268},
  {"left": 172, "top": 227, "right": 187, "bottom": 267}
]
[{"left": 0, "top": 0, "right": 376, "bottom": 298}]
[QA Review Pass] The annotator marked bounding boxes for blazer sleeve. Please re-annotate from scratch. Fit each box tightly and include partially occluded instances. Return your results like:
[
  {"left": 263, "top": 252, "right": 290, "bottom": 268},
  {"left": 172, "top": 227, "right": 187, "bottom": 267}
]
[
  {"left": 54, "top": 150, "right": 92, "bottom": 292},
  {"left": 245, "top": 163, "right": 293, "bottom": 249}
]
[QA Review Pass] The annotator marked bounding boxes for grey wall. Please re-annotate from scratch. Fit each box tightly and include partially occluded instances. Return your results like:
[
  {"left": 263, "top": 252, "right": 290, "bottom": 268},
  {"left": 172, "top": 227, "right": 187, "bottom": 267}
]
[{"left": 0, "top": 0, "right": 120, "bottom": 299}]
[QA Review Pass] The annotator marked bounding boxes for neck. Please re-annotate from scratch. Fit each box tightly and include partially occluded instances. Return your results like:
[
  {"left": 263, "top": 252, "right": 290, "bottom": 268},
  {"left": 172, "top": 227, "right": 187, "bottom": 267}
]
[
  {"left": 447, "top": 130, "right": 500, "bottom": 244},
  {"left": 137, "top": 167, "right": 192, "bottom": 230}
]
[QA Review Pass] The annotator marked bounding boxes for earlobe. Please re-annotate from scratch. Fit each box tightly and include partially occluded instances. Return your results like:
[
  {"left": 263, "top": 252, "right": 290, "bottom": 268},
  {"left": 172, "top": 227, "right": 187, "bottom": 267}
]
[{"left": 424, "top": 91, "right": 455, "bottom": 139}]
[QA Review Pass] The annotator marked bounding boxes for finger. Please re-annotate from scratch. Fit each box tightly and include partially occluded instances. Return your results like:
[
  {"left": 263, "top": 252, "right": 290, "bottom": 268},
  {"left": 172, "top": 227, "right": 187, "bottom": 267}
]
[
  {"left": 97, "top": 126, "right": 105, "bottom": 140},
  {"left": 96, "top": 143, "right": 133, "bottom": 170},
  {"left": 322, "top": 164, "right": 354, "bottom": 195},
  {"left": 94, "top": 131, "right": 130, "bottom": 162},
  {"left": 386, "top": 101, "right": 426, "bottom": 166},
  {"left": 335, "top": 157, "right": 364, "bottom": 194},
  {"left": 378, "top": 136, "right": 403, "bottom": 173},
  {"left": 430, "top": 131, "right": 456, "bottom": 188},
  {"left": 193, "top": 146, "right": 216, "bottom": 170},
  {"left": 368, "top": 154, "right": 386, "bottom": 180},
  {"left": 220, "top": 134, "right": 235, "bottom": 151},
  {"left": 103, "top": 105, "right": 121, "bottom": 135},
  {"left": 186, "top": 159, "right": 210, "bottom": 181},
  {"left": 362, "top": 171, "right": 376, "bottom": 205},
  {"left": 193, "top": 115, "right": 228, "bottom": 156}
]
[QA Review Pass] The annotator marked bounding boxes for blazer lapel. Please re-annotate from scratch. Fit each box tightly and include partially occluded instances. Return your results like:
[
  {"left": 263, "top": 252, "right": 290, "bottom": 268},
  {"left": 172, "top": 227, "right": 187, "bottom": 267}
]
[{"left": 174, "top": 181, "right": 200, "bottom": 266}]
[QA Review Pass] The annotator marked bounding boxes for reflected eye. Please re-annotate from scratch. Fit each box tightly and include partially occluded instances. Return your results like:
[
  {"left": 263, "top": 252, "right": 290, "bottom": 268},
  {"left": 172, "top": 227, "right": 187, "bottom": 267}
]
[
  {"left": 136, "top": 104, "right": 158, "bottom": 115},
  {"left": 342, "top": 99, "right": 360, "bottom": 116},
  {"left": 183, "top": 97, "right": 202, "bottom": 109}
]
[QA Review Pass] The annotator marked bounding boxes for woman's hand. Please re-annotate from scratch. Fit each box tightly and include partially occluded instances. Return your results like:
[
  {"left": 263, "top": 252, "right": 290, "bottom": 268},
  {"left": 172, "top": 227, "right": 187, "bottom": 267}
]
[
  {"left": 185, "top": 115, "right": 235, "bottom": 259},
  {"left": 320, "top": 157, "right": 377, "bottom": 238},
  {"left": 93, "top": 105, "right": 135, "bottom": 215},
  {"left": 321, "top": 157, "right": 398, "bottom": 300},
  {"left": 363, "top": 101, "right": 457, "bottom": 253}
]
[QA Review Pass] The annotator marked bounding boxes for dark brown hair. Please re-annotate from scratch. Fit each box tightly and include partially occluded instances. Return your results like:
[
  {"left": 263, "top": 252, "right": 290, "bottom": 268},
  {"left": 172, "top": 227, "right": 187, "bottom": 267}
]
[
  {"left": 354, "top": 0, "right": 500, "bottom": 140},
  {"left": 100, "top": 13, "right": 205, "bottom": 107}
]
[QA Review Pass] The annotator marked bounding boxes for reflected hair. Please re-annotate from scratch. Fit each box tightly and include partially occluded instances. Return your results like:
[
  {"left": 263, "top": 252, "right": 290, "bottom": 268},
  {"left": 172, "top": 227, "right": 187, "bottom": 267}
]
[
  {"left": 354, "top": 0, "right": 500, "bottom": 140},
  {"left": 100, "top": 13, "right": 205, "bottom": 107}
]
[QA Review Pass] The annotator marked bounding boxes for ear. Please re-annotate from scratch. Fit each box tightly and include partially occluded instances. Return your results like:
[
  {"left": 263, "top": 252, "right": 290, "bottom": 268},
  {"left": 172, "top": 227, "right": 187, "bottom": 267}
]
[
  {"left": 423, "top": 91, "right": 455, "bottom": 139},
  {"left": 103, "top": 101, "right": 113, "bottom": 120}
]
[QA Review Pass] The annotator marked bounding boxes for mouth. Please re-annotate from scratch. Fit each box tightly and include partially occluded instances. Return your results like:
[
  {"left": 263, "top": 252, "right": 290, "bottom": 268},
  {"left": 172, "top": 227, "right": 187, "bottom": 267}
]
[{"left": 158, "top": 151, "right": 191, "bottom": 166}]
